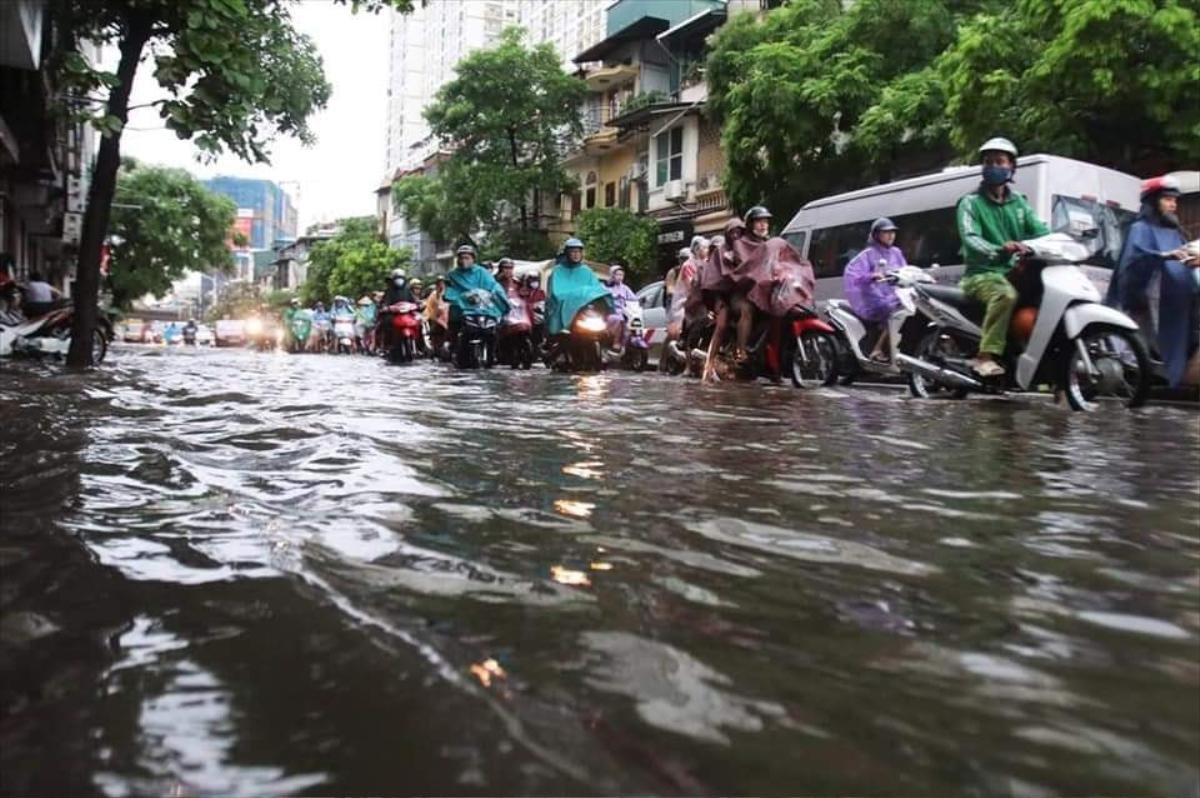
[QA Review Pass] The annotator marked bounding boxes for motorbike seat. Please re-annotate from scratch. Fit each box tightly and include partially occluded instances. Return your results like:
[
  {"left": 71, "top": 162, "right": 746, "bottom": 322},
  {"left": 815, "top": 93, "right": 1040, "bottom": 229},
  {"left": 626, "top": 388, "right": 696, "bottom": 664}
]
[{"left": 921, "top": 284, "right": 986, "bottom": 324}]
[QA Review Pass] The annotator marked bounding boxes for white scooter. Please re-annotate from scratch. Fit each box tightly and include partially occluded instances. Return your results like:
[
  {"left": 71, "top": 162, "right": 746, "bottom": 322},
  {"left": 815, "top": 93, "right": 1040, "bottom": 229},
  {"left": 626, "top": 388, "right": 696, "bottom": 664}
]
[
  {"left": 899, "top": 231, "right": 1150, "bottom": 411},
  {"left": 601, "top": 299, "right": 650, "bottom": 371},
  {"left": 825, "top": 263, "right": 933, "bottom": 384},
  {"left": 1, "top": 307, "right": 107, "bottom": 363}
]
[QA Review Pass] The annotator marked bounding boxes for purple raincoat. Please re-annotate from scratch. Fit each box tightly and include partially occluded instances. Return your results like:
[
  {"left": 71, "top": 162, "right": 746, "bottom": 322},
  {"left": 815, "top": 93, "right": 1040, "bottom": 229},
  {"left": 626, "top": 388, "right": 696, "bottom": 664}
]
[{"left": 843, "top": 241, "right": 906, "bottom": 323}]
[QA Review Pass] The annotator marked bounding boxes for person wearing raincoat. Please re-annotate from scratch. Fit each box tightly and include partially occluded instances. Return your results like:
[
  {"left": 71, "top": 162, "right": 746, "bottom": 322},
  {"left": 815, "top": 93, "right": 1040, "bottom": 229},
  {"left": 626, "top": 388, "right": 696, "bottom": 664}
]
[
  {"left": 443, "top": 244, "right": 510, "bottom": 338},
  {"left": 1106, "top": 175, "right": 1200, "bottom": 387},
  {"left": 545, "top": 238, "right": 612, "bottom": 337},
  {"left": 843, "top": 217, "right": 909, "bottom": 363}
]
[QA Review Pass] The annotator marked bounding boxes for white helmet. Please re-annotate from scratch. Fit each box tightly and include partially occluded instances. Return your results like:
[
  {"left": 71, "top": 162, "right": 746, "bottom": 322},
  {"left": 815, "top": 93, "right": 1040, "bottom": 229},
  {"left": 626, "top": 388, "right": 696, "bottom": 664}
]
[
  {"left": 677, "top": 247, "right": 691, "bottom": 261},
  {"left": 978, "top": 137, "right": 1018, "bottom": 159}
]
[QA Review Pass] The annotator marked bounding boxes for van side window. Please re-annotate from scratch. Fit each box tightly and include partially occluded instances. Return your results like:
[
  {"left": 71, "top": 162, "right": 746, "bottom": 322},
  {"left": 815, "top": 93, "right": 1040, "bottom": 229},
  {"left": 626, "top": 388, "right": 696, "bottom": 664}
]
[
  {"left": 784, "top": 231, "right": 807, "bottom": 256},
  {"left": 638, "top": 284, "right": 663, "bottom": 308},
  {"left": 808, "top": 221, "right": 872, "bottom": 279},
  {"left": 890, "top": 207, "right": 961, "bottom": 269}
]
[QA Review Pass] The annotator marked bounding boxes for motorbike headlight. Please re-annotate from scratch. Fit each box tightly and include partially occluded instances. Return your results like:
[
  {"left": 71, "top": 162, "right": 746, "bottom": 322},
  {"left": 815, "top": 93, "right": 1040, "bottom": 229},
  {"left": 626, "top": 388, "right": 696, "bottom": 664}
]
[
  {"left": 246, "top": 318, "right": 263, "bottom": 335},
  {"left": 575, "top": 313, "right": 606, "bottom": 334}
]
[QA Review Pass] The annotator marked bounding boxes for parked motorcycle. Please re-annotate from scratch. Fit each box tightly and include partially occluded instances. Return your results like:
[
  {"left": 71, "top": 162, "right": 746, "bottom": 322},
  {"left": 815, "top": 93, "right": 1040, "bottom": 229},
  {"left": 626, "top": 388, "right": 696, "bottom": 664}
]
[
  {"left": 0, "top": 306, "right": 107, "bottom": 363},
  {"left": 900, "top": 231, "right": 1150, "bottom": 411},
  {"left": 824, "top": 264, "right": 931, "bottom": 385},
  {"left": 385, "top": 301, "right": 423, "bottom": 363},
  {"left": 497, "top": 293, "right": 535, "bottom": 370}
]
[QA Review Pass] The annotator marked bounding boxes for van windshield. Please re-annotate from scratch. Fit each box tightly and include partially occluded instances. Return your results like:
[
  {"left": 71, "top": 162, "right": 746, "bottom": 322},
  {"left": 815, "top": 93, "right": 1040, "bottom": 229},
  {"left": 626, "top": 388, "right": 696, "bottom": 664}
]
[{"left": 1050, "top": 195, "right": 1136, "bottom": 269}]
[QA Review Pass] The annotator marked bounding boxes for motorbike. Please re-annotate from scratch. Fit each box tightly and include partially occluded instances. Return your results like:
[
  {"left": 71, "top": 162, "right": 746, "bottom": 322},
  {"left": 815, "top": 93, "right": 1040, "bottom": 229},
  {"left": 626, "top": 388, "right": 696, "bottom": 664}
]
[
  {"left": 602, "top": 300, "right": 650, "bottom": 372},
  {"left": 1125, "top": 238, "right": 1200, "bottom": 389},
  {"left": 545, "top": 302, "right": 607, "bottom": 373},
  {"left": 824, "top": 264, "right": 932, "bottom": 385},
  {"left": 454, "top": 290, "right": 499, "bottom": 369},
  {"left": 288, "top": 312, "right": 312, "bottom": 354},
  {"left": 182, "top": 324, "right": 197, "bottom": 346},
  {"left": 245, "top": 316, "right": 279, "bottom": 352},
  {"left": 385, "top": 301, "right": 423, "bottom": 363},
  {"left": 497, "top": 294, "right": 535, "bottom": 370},
  {"left": 0, "top": 306, "right": 107, "bottom": 363},
  {"left": 333, "top": 315, "right": 357, "bottom": 355},
  {"left": 531, "top": 298, "right": 547, "bottom": 354},
  {"left": 900, "top": 231, "right": 1150, "bottom": 411}
]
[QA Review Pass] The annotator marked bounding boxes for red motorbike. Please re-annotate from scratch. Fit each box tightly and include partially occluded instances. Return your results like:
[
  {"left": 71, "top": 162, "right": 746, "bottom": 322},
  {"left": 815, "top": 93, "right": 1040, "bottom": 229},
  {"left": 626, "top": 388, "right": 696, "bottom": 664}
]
[{"left": 385, "top": 301, "right": 422, "bottom": 364}]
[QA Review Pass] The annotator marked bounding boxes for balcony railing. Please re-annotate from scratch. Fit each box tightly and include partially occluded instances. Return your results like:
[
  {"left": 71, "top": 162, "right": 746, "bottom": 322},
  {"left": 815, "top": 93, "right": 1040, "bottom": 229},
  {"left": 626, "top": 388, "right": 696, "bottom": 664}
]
[{"left": 579, "top": 91, "right": 671, "bottom": 137}]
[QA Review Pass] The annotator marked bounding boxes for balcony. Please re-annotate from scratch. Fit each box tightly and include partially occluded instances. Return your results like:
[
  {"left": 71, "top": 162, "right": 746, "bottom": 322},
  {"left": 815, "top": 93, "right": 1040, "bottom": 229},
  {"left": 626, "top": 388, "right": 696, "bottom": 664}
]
[{"left": 585, "top": 63, "right": 638, "bottom": 91}]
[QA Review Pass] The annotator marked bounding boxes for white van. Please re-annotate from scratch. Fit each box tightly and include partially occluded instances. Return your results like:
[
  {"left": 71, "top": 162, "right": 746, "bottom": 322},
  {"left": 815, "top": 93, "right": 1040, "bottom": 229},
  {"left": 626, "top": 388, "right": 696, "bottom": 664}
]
[{"left": 780, "top": 154, "right": 1142, "bottom": 302}]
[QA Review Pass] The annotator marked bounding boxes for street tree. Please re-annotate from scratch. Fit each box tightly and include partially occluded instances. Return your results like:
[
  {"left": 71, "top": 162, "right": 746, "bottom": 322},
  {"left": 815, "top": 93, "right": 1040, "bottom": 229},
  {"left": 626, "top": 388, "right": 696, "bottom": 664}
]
[
  {"left": 300, "top": 217, "right": 411, "bottom": 306},
  {"left": 574, "top": 209, "right": 659, "bottom": 287},
  {"left": 423, "top": 27, "right": 587, "bottom": 250},
  {"left": 936, "top": 0, "right": 1200, "bottom": 174},
  {"left": 107, "top": 161, "right": 237, "bottom": 309},
  {"left": 54, "top": 0, "right": 415, "bottom": 368}
]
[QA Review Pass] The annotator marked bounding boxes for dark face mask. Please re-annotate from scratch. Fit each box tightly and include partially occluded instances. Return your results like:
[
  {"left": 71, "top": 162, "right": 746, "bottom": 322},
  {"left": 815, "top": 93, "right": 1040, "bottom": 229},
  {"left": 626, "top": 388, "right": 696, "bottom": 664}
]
[{"left": 982, "top": 165, "right": 1013, "bottom": 186}]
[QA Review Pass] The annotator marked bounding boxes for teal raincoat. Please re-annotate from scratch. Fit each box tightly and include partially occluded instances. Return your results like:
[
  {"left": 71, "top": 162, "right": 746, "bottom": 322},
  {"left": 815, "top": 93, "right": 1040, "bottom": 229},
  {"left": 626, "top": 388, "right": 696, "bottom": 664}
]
[
  {"left": 545, "top": 258, "right": 612, "bottom": 335},
  {"left": 444, "top": 264, "right": 510, "bottom": 322}
]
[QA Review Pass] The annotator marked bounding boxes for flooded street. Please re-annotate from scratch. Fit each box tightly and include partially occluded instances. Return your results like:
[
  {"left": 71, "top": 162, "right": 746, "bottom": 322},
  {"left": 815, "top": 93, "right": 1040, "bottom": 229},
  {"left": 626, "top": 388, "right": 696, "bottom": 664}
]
[{"left": 2, "top": 345, "right": 1198, "bottom": 796}]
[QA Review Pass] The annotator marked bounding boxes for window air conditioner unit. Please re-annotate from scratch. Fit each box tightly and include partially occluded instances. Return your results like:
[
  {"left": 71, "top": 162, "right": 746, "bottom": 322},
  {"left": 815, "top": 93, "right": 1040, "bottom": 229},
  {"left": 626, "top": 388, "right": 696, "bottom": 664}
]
[{"left": 664, "top": 179, "right": 686, "bottom": 202}]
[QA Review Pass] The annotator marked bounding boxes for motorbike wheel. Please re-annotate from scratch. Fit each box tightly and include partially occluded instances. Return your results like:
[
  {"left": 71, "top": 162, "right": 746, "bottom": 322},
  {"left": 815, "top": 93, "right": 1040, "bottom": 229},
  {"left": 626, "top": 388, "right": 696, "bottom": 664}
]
[
  {"left": 627, "top": 348, "right": 648, "bottom": 372},
  {"left": 791, "top": 332, "right": 837, "bottom": 389},
  {"left": 908, "top": 331, "right": 969, "bottom": 400},
  {"left": 92, "top": 329, "right": 108, "bottom": 364},
  {"left": 1061, "top": 325, "right": 1150, "bottom": 412}
]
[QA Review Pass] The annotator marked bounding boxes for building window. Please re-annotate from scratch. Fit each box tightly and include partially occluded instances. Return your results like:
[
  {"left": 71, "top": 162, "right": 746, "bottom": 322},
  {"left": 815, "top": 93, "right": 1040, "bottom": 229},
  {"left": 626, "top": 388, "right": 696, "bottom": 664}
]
[
  {"left": 655, "top": 126, "right": 683, "bottom": 186},
  {"left": 604, "top": 182, "right": 615, "bottom": 207},
  {"left": 618, "top": 177, "right": 630, "bottom": 210}
]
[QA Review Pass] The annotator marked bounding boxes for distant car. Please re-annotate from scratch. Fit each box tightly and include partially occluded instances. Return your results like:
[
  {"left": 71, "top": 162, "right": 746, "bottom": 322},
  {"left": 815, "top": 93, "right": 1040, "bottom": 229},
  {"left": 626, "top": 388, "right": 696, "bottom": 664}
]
[
  {"left": 122, "top": 320, "right": 153, "bottom": 343},
  {"left": 195, "top": 325, "right": 215, "bottom": 346},
  {"left": 213, "top": 319, "right": 246, "bottom": 347},
  {"left": 635, "top": 280, "right": 669, "bottom": 365}
]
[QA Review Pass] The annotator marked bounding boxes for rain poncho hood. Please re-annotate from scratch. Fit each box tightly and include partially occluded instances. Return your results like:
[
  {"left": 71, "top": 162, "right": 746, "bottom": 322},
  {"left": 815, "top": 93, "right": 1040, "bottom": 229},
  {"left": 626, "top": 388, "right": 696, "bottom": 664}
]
[
  {"left": 702, "top": 218, "right": 815, "bottom": 316},
  {"left": 843, "top": 239, "right": 907, "bottom": 323},
  {"left": 546, "top": 257, "right": 612, "bottom": 335},
  {"left": 444, "top": 264, "right": 510, "bottom": 322},
  {"left": 1107, "top": 209, "right": 1197, "bottom": 387}
]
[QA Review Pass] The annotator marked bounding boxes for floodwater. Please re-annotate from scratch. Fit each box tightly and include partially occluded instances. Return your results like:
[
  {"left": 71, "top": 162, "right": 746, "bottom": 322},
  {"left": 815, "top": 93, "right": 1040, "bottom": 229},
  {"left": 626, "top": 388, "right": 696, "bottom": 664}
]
[{"left": 1, "top": 345, "right": 1198, "bottom": 797}]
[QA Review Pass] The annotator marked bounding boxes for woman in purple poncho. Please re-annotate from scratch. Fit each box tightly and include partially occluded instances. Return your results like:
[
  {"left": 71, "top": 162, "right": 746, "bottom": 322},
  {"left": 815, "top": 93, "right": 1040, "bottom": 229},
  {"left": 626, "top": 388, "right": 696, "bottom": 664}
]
[{"left": 843, "top": 217, "right": 907, "bottom": 363}]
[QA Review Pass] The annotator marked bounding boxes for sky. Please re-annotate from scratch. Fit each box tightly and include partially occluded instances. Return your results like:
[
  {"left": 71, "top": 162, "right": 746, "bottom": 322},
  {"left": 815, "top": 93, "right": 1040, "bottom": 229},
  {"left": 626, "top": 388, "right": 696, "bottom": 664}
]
[{"left": 118, "top": 1, "right": 390, "bottom": 232}]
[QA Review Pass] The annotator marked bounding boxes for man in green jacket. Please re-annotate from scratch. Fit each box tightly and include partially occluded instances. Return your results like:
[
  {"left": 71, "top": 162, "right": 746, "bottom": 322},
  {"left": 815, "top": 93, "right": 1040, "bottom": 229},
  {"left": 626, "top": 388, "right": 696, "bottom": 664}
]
[{"left": 956, "top": 137, "right": 1049, "bottom": 377}]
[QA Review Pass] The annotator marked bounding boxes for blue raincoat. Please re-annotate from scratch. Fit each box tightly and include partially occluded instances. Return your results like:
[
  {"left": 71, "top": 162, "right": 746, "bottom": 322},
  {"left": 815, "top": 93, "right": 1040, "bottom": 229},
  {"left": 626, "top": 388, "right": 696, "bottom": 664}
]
[
  {"left": 546, "top": 258, "right": 612, "bottom": 335},
  {"left": 1107, "top": 211, "right": 1197, "bottom": 387},
  {"left": 444, "top": 264, "right": 510, "bottom": 322}
]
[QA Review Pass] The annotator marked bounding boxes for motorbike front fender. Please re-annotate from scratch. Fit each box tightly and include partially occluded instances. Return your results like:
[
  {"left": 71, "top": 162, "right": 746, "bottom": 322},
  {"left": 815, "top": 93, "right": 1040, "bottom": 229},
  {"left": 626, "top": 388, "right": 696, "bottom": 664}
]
[
  {"left": 1061, "top": 303, "right": 1138, "bottom": 339},
  {"left": 792, "top": 316, "right": 835, "bottom": 335}
]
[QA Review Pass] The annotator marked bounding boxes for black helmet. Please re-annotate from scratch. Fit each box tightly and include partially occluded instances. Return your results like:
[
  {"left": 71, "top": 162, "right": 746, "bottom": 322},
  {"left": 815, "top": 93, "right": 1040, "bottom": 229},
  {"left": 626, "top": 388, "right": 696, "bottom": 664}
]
[
  {"left": 497, "top": 257, "right": 514, "bottom": 268},
  {"left": 745, "top": 206, "right": 773, "bottom": 223},
  {"left": 871, "top": 217, "right": 898, "bottom": 234}
]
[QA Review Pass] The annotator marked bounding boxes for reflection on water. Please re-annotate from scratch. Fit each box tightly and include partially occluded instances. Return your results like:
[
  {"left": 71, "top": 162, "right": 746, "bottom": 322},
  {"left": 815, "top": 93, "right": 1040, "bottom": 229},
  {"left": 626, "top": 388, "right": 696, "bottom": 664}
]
[{"left": 1, "top": 346, "right": 1198, "bottom": 796}]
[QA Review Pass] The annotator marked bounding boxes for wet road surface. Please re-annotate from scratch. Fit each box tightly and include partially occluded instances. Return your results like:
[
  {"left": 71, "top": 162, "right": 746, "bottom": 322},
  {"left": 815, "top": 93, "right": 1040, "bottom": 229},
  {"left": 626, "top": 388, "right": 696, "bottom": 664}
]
[{"left": 2, "top": 345, "right": 1198, "bottom": 796}]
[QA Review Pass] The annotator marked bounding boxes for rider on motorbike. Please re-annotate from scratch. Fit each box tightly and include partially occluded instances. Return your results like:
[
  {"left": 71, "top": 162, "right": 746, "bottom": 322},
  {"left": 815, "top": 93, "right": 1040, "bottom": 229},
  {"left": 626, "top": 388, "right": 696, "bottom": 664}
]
[
  {"left": 1107, "top": 175, "right": 1200, "bottom": 387},
  {"left": 605, "top": 264, "right": 638, "bottom": 346},
  {"left": 955, "top": 137, "right": 1050, "bottom": 378},
  {"left": 843, "top": 217, "right": 910, "bottom": 363},
  {"left": 443, "top": 244, "right": 509, "bottom": 345},
  {"left": 545, "top": 238, "right": 612, "bottom": 338},
  {"left": 496, "top": 258, "right": 517, "bottom": 292},
  {"left": 354, "top": 296, "right": 377, "bottom": 352},
  {"left": 384, "top": 269, "right": 415, "bottom": 305}
]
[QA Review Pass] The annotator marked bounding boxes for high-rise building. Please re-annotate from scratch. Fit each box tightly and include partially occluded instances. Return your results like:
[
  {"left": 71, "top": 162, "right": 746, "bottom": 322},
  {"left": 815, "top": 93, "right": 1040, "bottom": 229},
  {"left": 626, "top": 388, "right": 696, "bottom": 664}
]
[
  {"left": 384, "top": 0, "right": 608, "bottom": 175},
  {"left": 385, "top": 0, "right": 522, "bottom": 174},
  {"left": 202, "top": 177, "right": 298, "bottom": 281}
]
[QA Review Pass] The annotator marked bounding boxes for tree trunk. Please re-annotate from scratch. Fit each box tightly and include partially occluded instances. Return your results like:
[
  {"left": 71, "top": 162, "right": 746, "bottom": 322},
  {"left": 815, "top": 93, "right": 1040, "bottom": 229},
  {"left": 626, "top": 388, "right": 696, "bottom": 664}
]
[
  {"left": 66, "top": 16, "right": 151, "bottom": 368},
  {"left": 507, "top": 127, "right": 528, "bottom": 231}
]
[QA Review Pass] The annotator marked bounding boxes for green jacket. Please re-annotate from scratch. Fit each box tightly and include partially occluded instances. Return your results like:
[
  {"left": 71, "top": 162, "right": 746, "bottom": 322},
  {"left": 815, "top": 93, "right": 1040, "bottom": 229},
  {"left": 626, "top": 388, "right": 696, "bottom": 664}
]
[{"left": 956, "top": 186, "right": 1049, "bottom": 277}]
